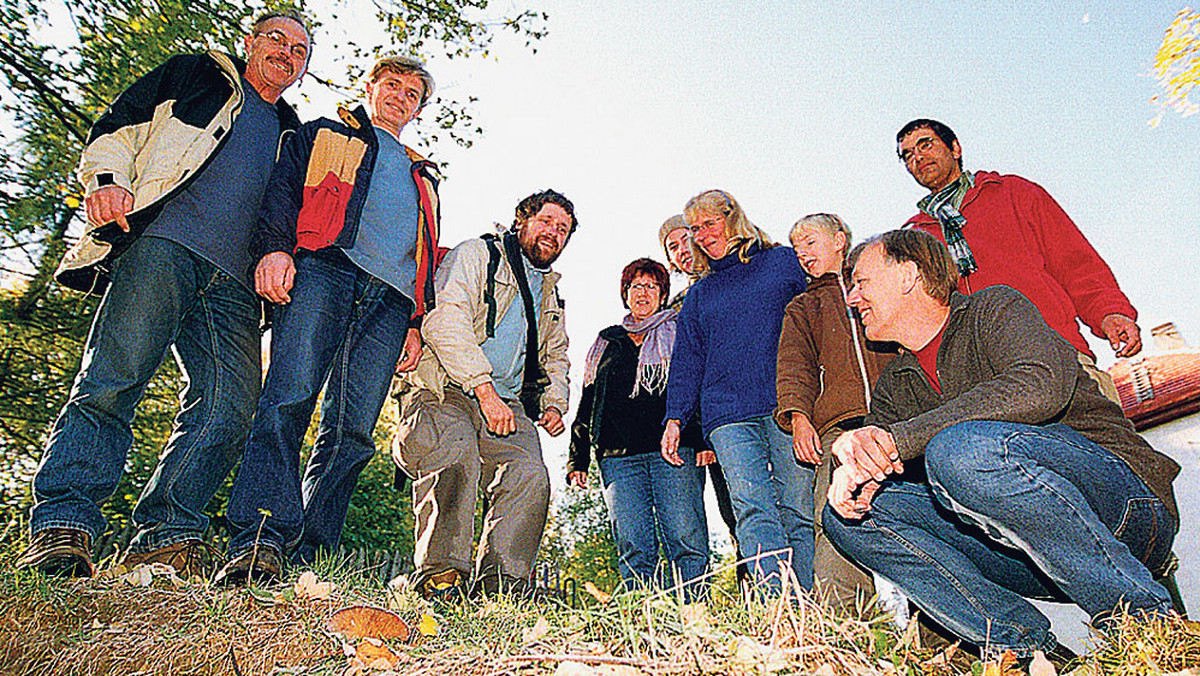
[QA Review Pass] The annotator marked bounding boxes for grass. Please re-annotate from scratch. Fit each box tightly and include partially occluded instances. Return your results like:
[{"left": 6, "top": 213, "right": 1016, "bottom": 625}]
[{"left": 0, "top": 544, "right": 1197, "bottom": 675}]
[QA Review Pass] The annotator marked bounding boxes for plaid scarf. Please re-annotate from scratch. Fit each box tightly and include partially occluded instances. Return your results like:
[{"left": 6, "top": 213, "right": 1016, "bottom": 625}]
[{"left": 918, "top": 171, "right": 977, "bottom": 278}]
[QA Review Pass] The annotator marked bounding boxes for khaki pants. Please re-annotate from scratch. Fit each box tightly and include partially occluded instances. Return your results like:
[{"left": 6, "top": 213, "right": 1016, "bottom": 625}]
[
  {"left": 393, "top": 387, "right": 550, "bottom": 584},
  {"left": 1078, "top": 352, "right": 1121, "bottom": 404},
  {"left": 813, "top": 424, "right": 876, "bottom": 614}
]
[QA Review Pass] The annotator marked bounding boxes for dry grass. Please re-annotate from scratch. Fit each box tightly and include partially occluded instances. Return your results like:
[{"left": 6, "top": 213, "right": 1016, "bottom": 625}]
[{"left": 0, "top": 559, "right": 1197, "bottom": 676}]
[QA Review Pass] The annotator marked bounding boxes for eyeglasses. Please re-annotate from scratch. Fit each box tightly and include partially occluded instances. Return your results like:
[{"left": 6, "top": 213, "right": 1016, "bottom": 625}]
[
  {"left": 898, "top": 136, "right": 937, "bottom": 165},
  {"left": 628, "top": 283, "right": 659, "bottom": 292},
  {"left": 255, "top": 29, "right": 309, "bottom": 60}
]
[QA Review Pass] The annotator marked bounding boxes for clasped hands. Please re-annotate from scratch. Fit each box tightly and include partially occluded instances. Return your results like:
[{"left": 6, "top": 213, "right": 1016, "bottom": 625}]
[{"left": 827, "top": 425, "right": 905, "bottom": 520}]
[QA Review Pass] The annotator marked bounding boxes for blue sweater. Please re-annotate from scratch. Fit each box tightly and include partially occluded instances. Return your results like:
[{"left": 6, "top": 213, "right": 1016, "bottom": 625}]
[{"left": 664, "top": 244, "right": 807, "bottom": 436}]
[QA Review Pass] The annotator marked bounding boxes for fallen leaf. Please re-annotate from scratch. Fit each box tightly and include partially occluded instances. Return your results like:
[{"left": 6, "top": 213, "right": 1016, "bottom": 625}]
[
  {"left": 295, "top": 570, "right": 335, "bottom": 600},
  {"left": 812, "top": 664, "right": 836, "bottom": 676},
  {"left": 120, "top": 564, "right": 153, "bottom": 587},
  {"left": 1166, "top": 671, "right": 1200, "bottom": 676},
  {"left": 325, "top": 606, "right": 411, "bottom": 641},
  {"left": 583, "top": 581, "right": 612, "bottom": 604},
  {"left": 680, "top": 603, "right": 713, "bottom": 638},
  {"left": 981, "top": 651, "right": 1021, "bottom": 676},
  {"left": 342, "top": 642, "right": 357, "bottom": 657},
  {"left": 553, "top": 662, "right": 597, "bottom": 676},
  {"left": 417, "top": 613, "right": 439, "bottom": 637},
  {"left": 595, "top": 666, "right": 642, "bottom": 676},
  {"left": 1029, "top": 651, "right": 1057, "bottom": 676},
  {"left": 728, "top": 636, "right": 789, "bottom": 675},
  {"left": 523, "top": 616, "right": 551, "bottom": 643},
  {"left": 355, "top": 640, "right": 397, "bottom": 667}
]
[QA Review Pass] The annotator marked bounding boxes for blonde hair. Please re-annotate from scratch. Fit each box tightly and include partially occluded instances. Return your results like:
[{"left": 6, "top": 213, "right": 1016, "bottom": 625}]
[
  {"left": 789, "top": 213, "right": 853, "bottom": 261},
  {"left": 369, "top": 55, "right": 435, "bottom": 108},
  {"left": 682, "top": 189, "right": 775, "bottom": 276}
]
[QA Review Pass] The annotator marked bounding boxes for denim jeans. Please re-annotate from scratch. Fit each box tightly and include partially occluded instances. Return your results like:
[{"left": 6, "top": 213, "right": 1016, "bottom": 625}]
[
  {"left": 31, "top": 236, "right": 261, "bottom": 551},
  {"left": 708, "top": 414, "right": 815, "bottom": 591},
  {"left": 599, "top": 448, "right": 710, "bottom": 601},
  {"left": 825, "top": 421, "right": 1176, "bottom": 657},
  {"left": 225, "top": 249, "right": 411, "bottom": 562}
]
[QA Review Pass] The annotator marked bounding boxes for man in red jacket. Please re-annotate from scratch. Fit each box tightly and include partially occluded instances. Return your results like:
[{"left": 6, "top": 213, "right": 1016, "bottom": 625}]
[{"left": 896, "top": 118, "right": 1140, "bottom": 400}]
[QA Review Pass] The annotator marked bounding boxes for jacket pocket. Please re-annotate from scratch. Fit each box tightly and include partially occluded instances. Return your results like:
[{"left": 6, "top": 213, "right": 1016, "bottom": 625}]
[{"left": 295, "top": 170, "right": 350, "bottom": 250}]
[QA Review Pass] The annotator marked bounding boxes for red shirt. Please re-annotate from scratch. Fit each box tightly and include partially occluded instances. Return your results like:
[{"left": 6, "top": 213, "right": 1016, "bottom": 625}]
[{"left": 913, "top": 326, "right": 946, "bottom": 394}]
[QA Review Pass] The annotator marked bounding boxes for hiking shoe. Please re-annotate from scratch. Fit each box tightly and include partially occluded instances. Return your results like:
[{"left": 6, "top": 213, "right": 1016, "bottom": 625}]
[
  {"left": 417, "top": 569, "right": 468, "bottom": 604},
  {"left": 213, "top": 545, "right": 284, "bottom": 587},
  {"left": 121, "top": 539, "right": 222, "bottom": 579},
  {"left": 16, "top": 528, "right": 94, "bottom": 578}
]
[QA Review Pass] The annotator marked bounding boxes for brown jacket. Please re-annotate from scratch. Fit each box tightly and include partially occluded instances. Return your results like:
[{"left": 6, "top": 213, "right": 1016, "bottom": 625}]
[
  {"left": 869, "top": 287, "right": 1179, "bottom": 520},
  {"left": 775, "top": 273, "right": 895, "bottom": 436}
]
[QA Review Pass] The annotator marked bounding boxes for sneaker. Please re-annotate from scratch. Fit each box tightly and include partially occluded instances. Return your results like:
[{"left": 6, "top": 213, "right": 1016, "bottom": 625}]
[
  {"left": 16, "top": 528, "right": 94, "bottom": 578},
  {"left": 121, "top": 539, "right": 222, "bottom": 580},
  {"left": 213, "top": 545, "right": 284, "bottom": 587},
  {"left": 417, "top": 569, "right": 468, "bottom": 604}
]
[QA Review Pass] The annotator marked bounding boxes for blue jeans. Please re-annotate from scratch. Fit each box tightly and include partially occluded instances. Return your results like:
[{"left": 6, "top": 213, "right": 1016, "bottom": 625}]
[
  {"left": 225, "top": 249, "right": 411, "bottom": 562},
  {"left": 708, "top": 415, "right": 815, "bottom": 591},
  {"left": 825, "top": 421, "right": 1176, "bottom": 657},
  {"left": 599, "top": 448, "right": 710, "bottom": 601},
  {"left": 31, "top": 236, "right": 261, "bottom": 551}
]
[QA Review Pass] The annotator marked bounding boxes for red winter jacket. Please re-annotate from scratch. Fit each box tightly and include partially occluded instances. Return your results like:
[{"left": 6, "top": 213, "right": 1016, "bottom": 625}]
[{"left": 904, "top": 171, "right": 1136, "bottom": 357}]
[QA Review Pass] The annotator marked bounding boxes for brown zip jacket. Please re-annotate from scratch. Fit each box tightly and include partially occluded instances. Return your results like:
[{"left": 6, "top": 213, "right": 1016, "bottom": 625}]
[
  {"left": 775, "top": 273, "right": 896, "bottom": 436},
  {"left": 868, "top": 287, "right": 1179, "bottom": 520}
]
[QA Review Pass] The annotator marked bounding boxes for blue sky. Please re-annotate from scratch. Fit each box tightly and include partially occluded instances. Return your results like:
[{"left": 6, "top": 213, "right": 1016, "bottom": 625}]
[{"left": 287, "top": 1, "right": 1200, "bottom": 477}]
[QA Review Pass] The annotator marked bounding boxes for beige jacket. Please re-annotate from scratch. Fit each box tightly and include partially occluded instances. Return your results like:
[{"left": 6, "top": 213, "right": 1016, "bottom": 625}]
[{"left": 405, "top": 236, "right": 570, "bottom": 415}]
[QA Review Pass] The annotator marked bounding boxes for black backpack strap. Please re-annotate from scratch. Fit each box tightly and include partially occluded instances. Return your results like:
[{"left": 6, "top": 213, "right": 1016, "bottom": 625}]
[
  {"left": 482, "top": 234, "right": 501, "bottom": 338},
  {"left": 501, "top": 231, "right": 549, "bottom": 421}
]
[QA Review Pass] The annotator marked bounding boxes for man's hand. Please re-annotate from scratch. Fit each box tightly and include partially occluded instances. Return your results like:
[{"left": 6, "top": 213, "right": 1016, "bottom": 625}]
[
  {"left": 567, "top": 470, "right": 588, "bottom": 489},
  {"left": 660, "top": 419, "right": 683, "bottom": 466},
  {"left": 828, "top": 465, "right": 882, "bottom": 519},
  {"left": 832, "top": 426, "right": 904, "bottom": 485},
  {"left": 85, "top": 185, "right": 134, "bottom": 232},
  {"left": 696, "top": 449, "right": 716, "bottom": 467},
  {"left": 255, "top": 251, "right": 296, "bottom": 304},
  {"left": 791, "top": 412, "right": 822, "bottom": 465},
  {"left": 474, "top": 382, "right": 516, "bottom": 436},
  {"left": 394, "top": 328, "right": 422, "bottom": 373},
  {"left": 538, "top": 406, "right": 565, "bottom": 436},
  {"left": 1101, "top": 313, "right": 1142, "bottom": 358}
]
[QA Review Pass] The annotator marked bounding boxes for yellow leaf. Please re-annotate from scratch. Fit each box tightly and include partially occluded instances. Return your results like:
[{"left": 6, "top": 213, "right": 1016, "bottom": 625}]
[
  {"left": 522, "top": 616, "right": 551, "bottom": 643},
  {"left": 418, "top": 613, "right": 439, "bottom": 636},
  {"left": 728, "top": 636, "right": 789, "bottom": 675},
  {"left": 583, "top": 581, "right": 612, "bottom": 604},
  {"left": 680, "top": 602, "right": 713, "bottom": 638}
]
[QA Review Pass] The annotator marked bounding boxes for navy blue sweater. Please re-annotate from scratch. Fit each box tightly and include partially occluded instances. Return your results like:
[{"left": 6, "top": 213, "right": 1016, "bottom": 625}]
[{"left": 664, "top": 244, "right": 807, "bottom": 436}]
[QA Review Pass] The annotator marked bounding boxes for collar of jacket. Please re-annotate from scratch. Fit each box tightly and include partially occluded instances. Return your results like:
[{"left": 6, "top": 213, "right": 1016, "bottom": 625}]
[
  {"left": 710, "top": 241, "right": 761, "bottom": 272},
  {"left": 890, "top": 291, "right": 970, "bottom": 375},
  {"left": 599, "top": 325, "right": 631, "bottom": 342},
  {"left": 808, "top": 271, "right": 843, "bottom": 290},
  {"left": 212, "top": 50, "right": 302, "bottom": 131},
  {"left": 906, "top": 171, "right": 1003, "bottom": 226}
]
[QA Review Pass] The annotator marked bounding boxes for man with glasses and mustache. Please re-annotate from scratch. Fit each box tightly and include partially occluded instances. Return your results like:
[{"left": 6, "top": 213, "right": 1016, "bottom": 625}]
[
  {"left": 391, "top": 190, "right": 575, "bottom": 602},
  {"left": 214, "top": 55, "right": 442, "bottom": 585},
  {"left": 20, "top": 11, "right": 310, "bottom": 579},
  {"left": 896, "top": 118, "right": 1140, "bottom": 402}
]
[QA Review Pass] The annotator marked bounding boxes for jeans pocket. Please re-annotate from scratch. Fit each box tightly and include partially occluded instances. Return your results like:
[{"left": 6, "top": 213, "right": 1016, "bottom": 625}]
[{"left": 1112, "top": 496, "right": 1173, "bottom": 572}]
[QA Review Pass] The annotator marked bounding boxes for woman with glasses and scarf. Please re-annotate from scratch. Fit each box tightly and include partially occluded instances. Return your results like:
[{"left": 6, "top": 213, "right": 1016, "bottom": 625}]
[{"left": 568, "top": 258, "right": 710, "bottom": 601}]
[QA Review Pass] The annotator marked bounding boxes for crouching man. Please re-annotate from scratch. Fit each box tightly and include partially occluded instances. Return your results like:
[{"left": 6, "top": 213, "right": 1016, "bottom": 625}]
[
  {"left": 825, "top": 229, "right": 1179, "bottom": 660},
  {"left": 392, "top": 190, "right": 574, "bottom": 600}
]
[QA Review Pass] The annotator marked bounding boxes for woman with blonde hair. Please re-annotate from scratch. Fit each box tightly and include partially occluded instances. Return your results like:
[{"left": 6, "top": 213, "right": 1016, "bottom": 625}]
[{"left": 661, "top": 189, "right": 813, "bottom": 594}]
